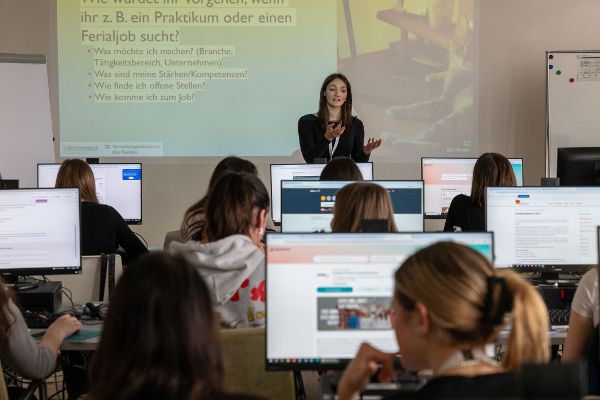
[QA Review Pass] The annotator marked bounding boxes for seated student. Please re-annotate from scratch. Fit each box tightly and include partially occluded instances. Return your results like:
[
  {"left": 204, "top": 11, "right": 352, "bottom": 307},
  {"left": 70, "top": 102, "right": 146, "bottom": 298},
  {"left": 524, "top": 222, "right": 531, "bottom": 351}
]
[
  {"left": 563, "top": 268, "right": 599, "bottom": 362},
  {"left": 55, "top": 159, "right": 147, "bottom": 264},
  {"left": 331, "top": 182, "right": 398, "bottom": 232},
  {"left": 86, "top": 252, "right": 265, "bottom": 400},
  {"left": 337, "top": 242, "right": 550, "bottom": 400},
  {"left": 181, "top": 156, "right": 258, "bottom": 241},
  {"left": 444, "top": 153, "right": 515, "bottom": 232},
  {"left": 0, "top": 281, "right": 80, "bottom": 380},
  {"left": 171, "top": 172, "right": 268, "bottom": 328},
  {"left": 563, "top": 267, "right": 600, "bottom": 395},
  {"left": 319, "top": 157, "right": 364, "bottom": 181}
]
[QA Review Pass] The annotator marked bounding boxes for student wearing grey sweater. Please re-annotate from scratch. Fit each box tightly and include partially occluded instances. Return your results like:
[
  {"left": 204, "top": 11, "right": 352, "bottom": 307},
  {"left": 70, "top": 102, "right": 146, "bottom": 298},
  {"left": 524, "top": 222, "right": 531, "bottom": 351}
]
[{"left": 1, "top": 296, "right": 80, "bottom": 379}]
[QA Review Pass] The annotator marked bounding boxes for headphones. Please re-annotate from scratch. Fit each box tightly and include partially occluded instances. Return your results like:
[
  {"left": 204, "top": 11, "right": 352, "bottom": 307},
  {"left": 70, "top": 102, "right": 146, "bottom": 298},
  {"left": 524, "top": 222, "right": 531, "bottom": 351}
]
[{"left": 83, "top": 302, "right": 109, "bottom": 320}]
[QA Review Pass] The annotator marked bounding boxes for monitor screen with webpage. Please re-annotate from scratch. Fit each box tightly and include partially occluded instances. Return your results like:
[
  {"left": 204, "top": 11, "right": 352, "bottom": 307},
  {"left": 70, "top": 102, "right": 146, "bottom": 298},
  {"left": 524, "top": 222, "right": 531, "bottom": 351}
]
[
  {"left": 0, "top": 188, "right": 81, "bottom": 278},
  {"left": 270, "top": 163, "right": 373, "bottom": 225},
  {"left": 422, "top": 157, "right": 523, "bottom": 218},
  {"left": 486, "top": 186, "right": 600, "bottom": 273},
  {"left": 281, "top": 180, "right": 423, "bottom": 233},
  {"left": 37, "top": 163, "right": 142, "bottom": 224},
  {"left": 266, "top": 232, "right": 494, "bottom": 371}
]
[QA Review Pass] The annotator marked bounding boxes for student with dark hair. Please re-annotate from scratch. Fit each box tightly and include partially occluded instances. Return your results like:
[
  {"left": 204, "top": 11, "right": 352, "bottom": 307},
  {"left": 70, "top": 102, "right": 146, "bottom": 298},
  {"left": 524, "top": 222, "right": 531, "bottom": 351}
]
[
  {"left": 55, "top": 159, "right": 147, "bottom": 263},
  {"left": 298, "top": 73, "right": 381, "bottom": 163},
  {"left": 0, "top": 281, "right": 80, "bottom": 380},
  {"left": 444, "top": 152, "right": 516, "bottom": 232},
  {"left": 319, "top": 157, "right": 364, "bottom": 181},
  {"left": 331, "top": 182, "right": 398, "bottom": 233},
  {"left": 337, "top": 242, "right": 550, "bottom": 400},
  {"left": 181, "top": 156, "right": 258, "bottom": 241},
  {"left": 87, "top": 252, "right": 264, "bottom": 400},
  {"left": 172, "top": 172, "right": 269, "bottom": 328}
]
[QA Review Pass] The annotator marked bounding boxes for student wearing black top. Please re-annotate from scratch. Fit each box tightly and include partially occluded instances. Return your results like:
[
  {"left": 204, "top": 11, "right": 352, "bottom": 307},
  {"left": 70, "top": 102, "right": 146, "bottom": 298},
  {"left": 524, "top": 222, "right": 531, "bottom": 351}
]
[
  {"left": 444, "top": 153, "right": 516, "bottom": 232},
  {"left": 337, "top": 242, "right": 550, "bottom": 400},
  {"left": 298, "top": 73, "right": 381, "bottom": 163},
  {"left": 55, "top": 159, "right": 147, "bottom": 264}
]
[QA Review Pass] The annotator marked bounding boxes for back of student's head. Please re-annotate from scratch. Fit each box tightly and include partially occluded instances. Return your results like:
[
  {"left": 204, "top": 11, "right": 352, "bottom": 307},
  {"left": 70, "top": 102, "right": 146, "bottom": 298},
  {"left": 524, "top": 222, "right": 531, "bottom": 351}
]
[
  {"left": 331, "top": 182, "right": 398, "bottom": 233},
  {"left": 182, "top": 157, "right": 258, "bottom": 240},
  {"left": 55, "top": 159, "right": 99, "bottom": 203},
  {"left": 204, "top": 172, "right": 269, "bottom": 242},
  {"left": 394, "top": 242, "right": 549, "bottom": 370},
  {"left": 471, "top": 153, "right": 515, "bottom": 207},
  {"left": 320, "top": 157, "right": 363, "bottom": 181},
  {"left": 89, "top": 252, "right": 224, "bottom": 400}
]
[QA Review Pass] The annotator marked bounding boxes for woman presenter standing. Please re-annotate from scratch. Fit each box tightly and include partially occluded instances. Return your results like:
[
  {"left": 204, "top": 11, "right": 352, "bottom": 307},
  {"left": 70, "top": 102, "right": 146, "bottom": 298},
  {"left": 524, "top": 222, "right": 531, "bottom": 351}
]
[{"left": 298, "top": 73, "right": 381, "bottom": 163}]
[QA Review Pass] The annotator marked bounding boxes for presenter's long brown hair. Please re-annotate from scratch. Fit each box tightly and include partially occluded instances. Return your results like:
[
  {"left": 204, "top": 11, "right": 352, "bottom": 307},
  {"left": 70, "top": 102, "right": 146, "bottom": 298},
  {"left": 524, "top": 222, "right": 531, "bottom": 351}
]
[
  {"left": 55, "top": 159, "right": 99, "bottom": 203},
  {"left": 317, "top": 73, "right": 354, "bottom": 131},
  {"left": 470, "top": 153, "right": 516, "bottom": 207},
  {"left": 89, "top": 253, "right": 225, "bottom": 400}
]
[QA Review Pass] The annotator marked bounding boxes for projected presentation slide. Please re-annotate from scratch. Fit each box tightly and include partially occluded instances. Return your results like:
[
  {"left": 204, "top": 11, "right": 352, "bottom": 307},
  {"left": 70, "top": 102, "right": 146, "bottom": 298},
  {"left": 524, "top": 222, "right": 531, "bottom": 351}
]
[
  {"left": 55, "top": 1, "right": 477, "bottom": 159},
  {"left": 0, "top": 188, "right": 81, "bottom": 273},
  {"left": 270, "top": 162, "right": 372, "bottom": 224},
  {"left": 280, "top": 180, "right": 423, "bottom": 232},
  {"left": 422, "top": 157, "right": 523, "bottom": 218},
  {"left": 266, "top": 232, "right": 492, "bottom": 369},
  {"left": 486, "top": 187, "right": 600, "bottom": 268},
  {"left": 38, "top": 163, "right": 142, "bottom": 224}
]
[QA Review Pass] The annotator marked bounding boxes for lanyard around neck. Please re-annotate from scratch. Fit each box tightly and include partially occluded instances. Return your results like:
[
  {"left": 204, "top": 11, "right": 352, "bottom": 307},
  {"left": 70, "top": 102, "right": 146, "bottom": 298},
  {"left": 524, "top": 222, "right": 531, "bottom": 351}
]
[{"left": 329, "top": 137, "right": 339, "bottom": 158}]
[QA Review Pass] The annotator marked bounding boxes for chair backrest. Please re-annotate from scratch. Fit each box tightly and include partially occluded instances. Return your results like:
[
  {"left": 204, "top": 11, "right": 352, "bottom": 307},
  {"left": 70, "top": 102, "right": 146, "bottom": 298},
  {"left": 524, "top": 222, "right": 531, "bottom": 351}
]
[
  {"left": 518, "top": 362, "right": 586, "bottom": 398},
  {"left": 220, "top": 327, "right": 295, "bottom": 400},
  {"left": 50, "top": 255, "right": 123, "bottom": 305},
  {"left": 163, "top": 230, "right": 184, "bottom": 250}
]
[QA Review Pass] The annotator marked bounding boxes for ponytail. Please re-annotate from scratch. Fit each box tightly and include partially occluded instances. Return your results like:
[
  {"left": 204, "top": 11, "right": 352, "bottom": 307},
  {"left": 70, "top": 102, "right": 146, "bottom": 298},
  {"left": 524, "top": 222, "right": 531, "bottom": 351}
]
[{"left": 497, "top": 269, "right": 549, "bottom": 370}]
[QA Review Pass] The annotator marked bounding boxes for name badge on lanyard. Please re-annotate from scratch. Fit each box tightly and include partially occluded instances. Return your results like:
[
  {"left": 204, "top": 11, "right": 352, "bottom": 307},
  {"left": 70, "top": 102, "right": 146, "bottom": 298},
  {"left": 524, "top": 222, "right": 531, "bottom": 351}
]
[{"left": 329, "top": 138, "right": 339, "bottom": 159}]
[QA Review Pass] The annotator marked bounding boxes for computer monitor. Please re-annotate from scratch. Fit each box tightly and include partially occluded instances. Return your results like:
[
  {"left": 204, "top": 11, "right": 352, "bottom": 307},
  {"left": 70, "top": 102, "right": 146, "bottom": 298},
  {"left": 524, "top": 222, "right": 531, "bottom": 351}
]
[
  {"left": 280, "top": 180, "right": 423, "bottom": 233},
  {"left": 421, "top": 157, "right": 523, "bottom": 218},
  {"left": 270, "top": 163, "right": 373, "bottom": 225},
  {"left": 557, "top": 147, "right": 600, "bottom": 186},
  {"left": 0, "top": 188, "right": 82, "bottom": 281},
  {"left": 486, "top": 186, "right": 600, "bottom": 276},
  {"left": 37, "top": 163, "right": 142, "bottom": 224},
  {"left": 266, "top": 232, "right": 494, "bottom": 371},
  {"left": 0, "top": 180, "right": 19, "bottom": 189}
]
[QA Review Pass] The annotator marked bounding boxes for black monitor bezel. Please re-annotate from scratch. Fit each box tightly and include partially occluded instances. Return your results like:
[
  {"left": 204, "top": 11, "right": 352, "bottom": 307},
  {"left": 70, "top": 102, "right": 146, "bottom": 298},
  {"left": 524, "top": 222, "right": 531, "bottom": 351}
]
[
  {"left": 0, "top": 180, "right": 19, "bottom": 189},
  {"left": 486, "top": 186, "right": 598, "bottom": 274},
  {"left": 264, "top": 231, "right": 495, "bottom": 371},
  {"left": 421, "top": 156, "right": 524, "bottom": 219},
  {"left": 0, "top": 187, "right": 82, "bottom": 278},
  {"left": 556, "top": 147, "right": 600, "bottom": 186},
  {"left": 279, "top": 179, "right": 424, "bottom": 233},
  {"left": 37, "top": 162, "right": 143, "bottom": 225},
  {"left": 269, "top": 162, "right": 374, "bottom": 226}
]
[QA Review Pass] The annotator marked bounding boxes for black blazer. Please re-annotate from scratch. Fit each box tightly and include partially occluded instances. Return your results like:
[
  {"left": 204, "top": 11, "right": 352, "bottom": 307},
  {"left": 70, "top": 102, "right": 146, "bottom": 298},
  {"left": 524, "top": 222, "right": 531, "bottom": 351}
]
[{"left": 298, "top": 114, "right": 369, "bottom": 163}]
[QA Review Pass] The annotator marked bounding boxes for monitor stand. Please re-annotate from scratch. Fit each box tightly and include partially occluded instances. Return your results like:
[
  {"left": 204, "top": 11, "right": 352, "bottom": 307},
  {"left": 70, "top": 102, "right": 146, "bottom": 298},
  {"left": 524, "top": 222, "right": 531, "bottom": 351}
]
[
  {"left": 538, "top": 272, "right": 579, "bottom": 286},
  {"left": 3, "top": 276, "right": 39, "bottom": 291}
]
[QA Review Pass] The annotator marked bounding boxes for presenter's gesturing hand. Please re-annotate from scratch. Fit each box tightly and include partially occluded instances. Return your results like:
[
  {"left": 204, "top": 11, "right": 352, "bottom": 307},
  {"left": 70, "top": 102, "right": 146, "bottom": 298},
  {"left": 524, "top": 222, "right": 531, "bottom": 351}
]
[
  {"left": 325, "top": 122, "right": 345, "bottom": 141},
  {"left": 363, "top": 138, "right": 382, "bottom": 155}
]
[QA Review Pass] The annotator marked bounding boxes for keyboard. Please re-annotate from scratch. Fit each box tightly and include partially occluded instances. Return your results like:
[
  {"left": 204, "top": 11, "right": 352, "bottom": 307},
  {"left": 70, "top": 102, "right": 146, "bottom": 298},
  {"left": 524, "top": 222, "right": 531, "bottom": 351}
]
[
  {"left": 23, "top": 310, "right": 56, "bottom": 329},
  {"left": 548, "top": 308, "right": 570, "bottom": 326}
]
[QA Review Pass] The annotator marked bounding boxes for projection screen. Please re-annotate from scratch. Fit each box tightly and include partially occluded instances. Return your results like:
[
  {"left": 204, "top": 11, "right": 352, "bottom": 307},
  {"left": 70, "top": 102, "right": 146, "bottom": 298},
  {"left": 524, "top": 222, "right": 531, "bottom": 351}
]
[{"left": 55, "top": 0, "right": 478, "bottom": 161}]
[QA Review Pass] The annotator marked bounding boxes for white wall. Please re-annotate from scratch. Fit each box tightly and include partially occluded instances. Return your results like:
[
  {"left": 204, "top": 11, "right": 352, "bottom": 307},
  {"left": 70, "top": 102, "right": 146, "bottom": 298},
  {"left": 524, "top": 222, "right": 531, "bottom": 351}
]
[{"left": 2, "top": 0, "right": 600, "bottom": 245}]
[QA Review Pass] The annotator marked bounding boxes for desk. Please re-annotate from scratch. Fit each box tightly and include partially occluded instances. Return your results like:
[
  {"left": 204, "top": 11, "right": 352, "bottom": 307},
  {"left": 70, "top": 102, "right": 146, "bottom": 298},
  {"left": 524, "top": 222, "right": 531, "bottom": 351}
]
[
  {"left": 498, "top": 327, "right": 568, "bottom": 346},
  {"left": 31, "top": 322, "right": 102, "bottom": 351}
]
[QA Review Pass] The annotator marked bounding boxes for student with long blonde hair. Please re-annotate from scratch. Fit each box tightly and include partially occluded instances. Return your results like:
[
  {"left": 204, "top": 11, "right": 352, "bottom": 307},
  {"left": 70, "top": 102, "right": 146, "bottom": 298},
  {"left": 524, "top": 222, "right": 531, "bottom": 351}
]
[
  {"left": 337, "top": 242, "right": 549, "bottom": 399},
  {"left": 331, "top": 182, "right": 398, "bottom": 233}
]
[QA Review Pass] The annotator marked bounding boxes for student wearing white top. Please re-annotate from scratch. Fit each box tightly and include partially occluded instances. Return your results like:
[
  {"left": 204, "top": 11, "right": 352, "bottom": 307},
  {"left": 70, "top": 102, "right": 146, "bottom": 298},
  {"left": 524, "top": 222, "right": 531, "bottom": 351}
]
[{"left": 563, "top": 268, "right": 599, "bottom": 361}]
